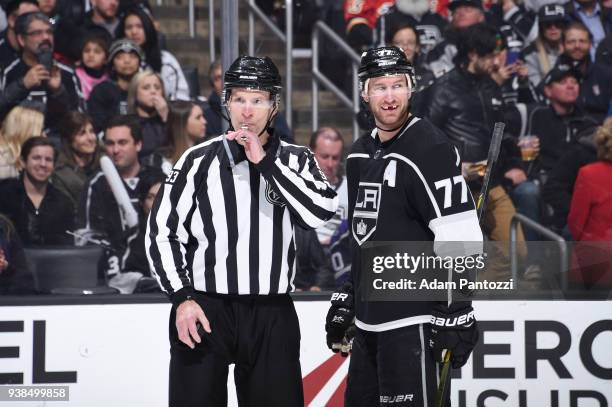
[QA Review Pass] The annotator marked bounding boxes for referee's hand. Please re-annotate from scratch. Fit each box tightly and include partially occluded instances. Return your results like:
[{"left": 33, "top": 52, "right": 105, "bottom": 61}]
[
  {"left": 176, "top": 299, "right": 211, "bottom": 349},
  {"left": 226, "top": 128, "right": 266, "bottom": 164}
]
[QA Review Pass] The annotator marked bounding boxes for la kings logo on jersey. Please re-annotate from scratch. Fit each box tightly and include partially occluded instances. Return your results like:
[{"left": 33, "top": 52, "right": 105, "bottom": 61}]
[{"left": 352, "top": 182, "right": 381, "bottom": 245}]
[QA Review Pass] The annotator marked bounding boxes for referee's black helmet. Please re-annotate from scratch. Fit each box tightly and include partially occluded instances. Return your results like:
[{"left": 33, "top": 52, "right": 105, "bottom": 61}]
[
  {"left": 223, "top": 55, "right": 282, "bottom": 104},
  {"left": 358, "top": 46, "right": 416, "bottom": 92}
]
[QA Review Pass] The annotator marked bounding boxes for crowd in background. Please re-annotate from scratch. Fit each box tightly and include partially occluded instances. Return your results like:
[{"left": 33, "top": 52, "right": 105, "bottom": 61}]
[{"left": 0, "top": 0, "right": 611, "bottom": 295}]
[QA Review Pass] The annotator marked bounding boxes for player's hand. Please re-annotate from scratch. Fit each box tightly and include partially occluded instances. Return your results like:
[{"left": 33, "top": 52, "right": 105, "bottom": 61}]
[
  {"left": 226, "top": 128, "right": 266, "bottom": 164},
  {"left": 23, "top": 65, "right": 50, "bottom": 89},
  {"left": 429, "top": 306, "right": 479, "bottom": 368},
  {"left": 175, "top": 299, "right": 211, "bottom": 349},
  {"left": 461, "top": 162, "right": 482, "bottom": 181},
  {"left": 325, "top": 283, "right": 355, "bottom": 356}
]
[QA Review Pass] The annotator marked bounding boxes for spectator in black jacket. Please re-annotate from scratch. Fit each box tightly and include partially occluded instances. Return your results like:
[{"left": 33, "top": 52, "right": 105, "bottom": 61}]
[
  {"left": 425, "top": 23, "right": 527, "bottom": 267},
  {"left": 541, "top": 129, "right": 598, "bottom": 236},
  {"left": 526, "top": 63, "right": 600, "bottom": 178},
  {"left": 0, "top": 0, "right": 39, "bottom": 71},
  {"left": 0, "top": 214, "right": 35, "bottom": 294},
  {"left": 83, "top": 0, "right": 119, "bottom": 44},
  {"left": 376, "top": 0, "right": 448, "bottom": 57},
  {"left": 126, "top": 70, "right": 167, "bottom": 157},
  {"left": 88, "top": 38, "right": 143, "bottom": 133},
  {"left": 559, "top": 21, "right": 612, "bottom": 121},
  {"left": 0, "top": 137, "right": 74, "bottom": 246},
  {"left": 293, "top": 226, "right": 334, "bottom": 291},
  {"left": 78, "top": 115, "right": 164, "bottom": 277},
  {"left": 425, "top": 0, "right": 485, "bottom": 78},
  {"left": 0, "top": 12, "right": 84, "bottom": 131}
]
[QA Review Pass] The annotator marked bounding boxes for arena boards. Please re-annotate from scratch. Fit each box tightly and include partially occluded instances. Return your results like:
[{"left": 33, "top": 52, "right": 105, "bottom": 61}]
[{"left": 0, "top": 298, "right": 610, "bottom": 406}]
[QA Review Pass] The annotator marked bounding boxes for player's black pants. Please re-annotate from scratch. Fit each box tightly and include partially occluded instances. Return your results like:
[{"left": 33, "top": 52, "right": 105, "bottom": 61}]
[
  {"left": 345, "top": 324, "right": 448, "bottom": 407},
  {"left": 168, "top": 292, "right": 303, "bottom": 407}
]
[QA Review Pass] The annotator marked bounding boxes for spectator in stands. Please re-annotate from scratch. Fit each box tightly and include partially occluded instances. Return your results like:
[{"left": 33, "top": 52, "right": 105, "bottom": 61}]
[
  {"left": 490, "top": 32, "right": 537, "bottom": 106},
  {"left": 559, "top": 21, "right": 612, "bottom": 121},
  {"left": 143, "top": 100, "right": 206, "bottom": 174},
  {"left": 88, "top": 38, "right": 143, "bottom": 133},
  {"left": 83, "top": 0, "right": 119, "bottom": 44},
  {"left": 78, "top": 114, "right": 163, "bottom": 276},
  {"left": 310, "top": 127, "right": 351, "bottom": 286},
  {"left": 127, "top": 70, "right": 168, "bottom": 157},
  {"left": 0, "top": 136, "right": 74, "bottom": 245},
  {"left": 52, "top": 111, "right": 101, "bottom": 208},
  {"left": 203, "top": 60, "right": 294, "bottom": 142},
  {"left": 0, "top": 104, "right": 44, "bottom": 180},
  {"left": 521, "top": 4, "right": 567, "bottom": 87},
  {"left": 564, "top": 0, "right": 612, "bottom": 59},
  {"left": 426, "top": 0, "right": 486, "bottom": 78},
  {"left": 75, "top": 34, "right": 109, "bottom": 101},
  {"left": 310, "top": 127, "right": 348, "bottom": 246},
  {"left": 597, "top": 33, "right": 612, "bottom": 67},
  {"left": 568, "top": 118, "right": 612, "bottom": 287},
  {"left": 376, "top": 0, "right": 448, "bottom": 57},
  {"left": 0, "top": 0, "right": 39, "bottom": 70},
  {"left": 344, "top": 0, "right": 394, "bottom": 52},
  {"left": 425, "top": 23, "right": 527, "bottom": 270},
  {"left": 0, "top": 214, "right": 35, "bottom": 294},
  {"left": 0, "top": 12, "right": 84, "bottom": 131},
  {"left": 293, "top": 226, "right": 335, "bottom": 291},
  {"left": 112, "top": 169, "right": 166, "bottom": 293},
  {"left": 541, "top": 126, "right": 597, "bottom": 236},
  {"left": 526, "top": 63, "right": 600, "bottom": 179},
  {"left": 116, "top": 6, "right": 189, "bottom": 100}
]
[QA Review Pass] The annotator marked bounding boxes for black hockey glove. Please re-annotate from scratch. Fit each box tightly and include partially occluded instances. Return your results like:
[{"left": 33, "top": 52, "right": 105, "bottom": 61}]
[
  {"left": 325, "top": 283, "right": 355, "bottom": 356},
  {"left": 429, "top": 305, "right": 479, "bottom": 368}
]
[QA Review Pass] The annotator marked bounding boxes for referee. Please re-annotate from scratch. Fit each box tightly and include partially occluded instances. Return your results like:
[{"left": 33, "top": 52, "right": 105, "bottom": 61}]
[{"left": 145, "top": 55, "right": 338, "bottom": 407}]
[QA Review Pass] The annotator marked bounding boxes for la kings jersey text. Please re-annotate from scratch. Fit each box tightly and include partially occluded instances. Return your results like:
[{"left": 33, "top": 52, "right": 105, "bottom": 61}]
[{"left": 347, "top": 116, "right": 483, "bottom": 331}]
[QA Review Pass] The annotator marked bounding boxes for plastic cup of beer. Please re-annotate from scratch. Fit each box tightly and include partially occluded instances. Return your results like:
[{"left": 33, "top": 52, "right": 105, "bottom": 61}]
[{"left": 518, "top": 135, "right": 539, "bottom": 161}]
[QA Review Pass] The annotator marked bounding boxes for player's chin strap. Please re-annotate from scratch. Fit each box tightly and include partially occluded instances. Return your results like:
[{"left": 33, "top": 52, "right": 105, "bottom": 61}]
[{"left": 375, "top": 108, "right": 411, "bottom": 133}]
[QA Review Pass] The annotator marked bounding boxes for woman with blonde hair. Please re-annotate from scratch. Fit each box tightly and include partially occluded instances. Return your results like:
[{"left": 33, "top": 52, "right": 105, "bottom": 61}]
[
  {"left": 568, "top": 118, "right": 612, "bottom": 287},
  {"left": 142, "top": 100, "right": 206, "bottom": 174},
  {"left": 0, "top": 106, "right": 44, "bottom": 179},
  {"left": 127, "top": 70, "right": 168, "bottom": 157}
]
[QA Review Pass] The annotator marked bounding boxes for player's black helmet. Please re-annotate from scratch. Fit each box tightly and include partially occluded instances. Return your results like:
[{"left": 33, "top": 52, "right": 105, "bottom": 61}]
[
  {"left": 358, "top": 46, "right": 416, "bottom": 92},
  {"left": 223, "top": 55, "right": 282, "bottom": 104}
]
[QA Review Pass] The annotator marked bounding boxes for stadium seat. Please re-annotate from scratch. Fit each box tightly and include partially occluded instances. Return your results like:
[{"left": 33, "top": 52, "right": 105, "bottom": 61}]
[{"left": 24, "top": 246, "right": 118, "bottom": 294}]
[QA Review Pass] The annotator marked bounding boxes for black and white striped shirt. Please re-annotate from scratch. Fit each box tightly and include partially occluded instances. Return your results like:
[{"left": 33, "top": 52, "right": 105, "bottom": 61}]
[{"left": 145, "top": 132, "right": 338, "bottom": 304}]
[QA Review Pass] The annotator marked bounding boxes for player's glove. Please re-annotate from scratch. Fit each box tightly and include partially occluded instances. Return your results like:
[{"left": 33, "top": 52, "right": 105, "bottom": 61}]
[
  {"left": 429, "top": 305, "right": 479, "bottom": 368},
  {"left": 325, "top": 283, "right": 355, "bottom": 356}
]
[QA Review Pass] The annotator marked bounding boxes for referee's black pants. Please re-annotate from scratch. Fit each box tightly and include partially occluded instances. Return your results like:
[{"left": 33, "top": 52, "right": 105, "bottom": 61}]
[
  {"left": 168, "top": 293, "right": 303, "bottom": 407},
  {"left": 345, "top": 324, "right": 448, "bottom": 407}
]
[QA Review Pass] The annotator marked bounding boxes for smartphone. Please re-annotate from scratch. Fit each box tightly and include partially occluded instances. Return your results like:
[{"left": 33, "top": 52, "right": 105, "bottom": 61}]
[
  {"left": 37, "top": 49, "right": 54, "bottom": 71},
  {"left": 506, "top": 40, "right": 522, "bottom": 66}
]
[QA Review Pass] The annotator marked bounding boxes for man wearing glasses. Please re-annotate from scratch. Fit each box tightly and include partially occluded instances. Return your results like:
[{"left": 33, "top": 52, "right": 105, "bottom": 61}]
[{"left": 0, "top": 11, "right": 83, "bottom": 130}]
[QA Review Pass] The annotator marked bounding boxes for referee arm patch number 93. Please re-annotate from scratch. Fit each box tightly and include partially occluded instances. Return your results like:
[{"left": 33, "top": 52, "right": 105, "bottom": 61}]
[{"left": 166, "top": 170, "right": 180, "bottom": 184}]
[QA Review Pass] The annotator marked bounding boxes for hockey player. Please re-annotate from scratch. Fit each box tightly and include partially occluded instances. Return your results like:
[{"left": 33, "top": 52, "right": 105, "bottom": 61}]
[
  {"left": 325, "top": 46, "right": 483, "bottom": 406},
  {"left": 146, "top": 55, "right": 338, "bottom": 407}
]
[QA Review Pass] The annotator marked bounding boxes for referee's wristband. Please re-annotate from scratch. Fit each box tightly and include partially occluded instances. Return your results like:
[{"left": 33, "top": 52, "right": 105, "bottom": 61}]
[{"left": 170, "top": 286, "right": 196, "bottom": 307}]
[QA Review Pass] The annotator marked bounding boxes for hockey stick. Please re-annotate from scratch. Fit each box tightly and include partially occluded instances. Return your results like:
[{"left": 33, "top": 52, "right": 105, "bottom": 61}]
[{"left": 434, "top": 122, "right": 505, "bottom": 407}]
